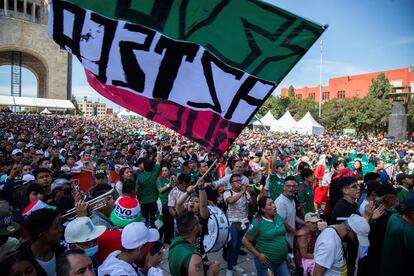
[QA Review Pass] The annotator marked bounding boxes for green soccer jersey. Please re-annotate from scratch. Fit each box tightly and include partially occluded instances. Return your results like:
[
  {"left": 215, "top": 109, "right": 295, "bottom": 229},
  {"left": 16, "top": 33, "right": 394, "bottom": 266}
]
[
  {"left": 156, "top": 177, "right": 171, "bottom": 205},
  {"left": 136, "top": 163, "right": 160, "bottom": 203},
  {"left": 398, "top": 187, "right": 410, "bottom": 203},
  {"left": 298, "top": 184, "right": 315, "bottom": 213},
  {"left": 267, "top": 174, "right": 285, "bottom": 201},
  {"left": 168, "top": 236, "right": 199, "bottom": 276},
  {"left": 246, "top": 215, "right": 288, "bottom": 264}
]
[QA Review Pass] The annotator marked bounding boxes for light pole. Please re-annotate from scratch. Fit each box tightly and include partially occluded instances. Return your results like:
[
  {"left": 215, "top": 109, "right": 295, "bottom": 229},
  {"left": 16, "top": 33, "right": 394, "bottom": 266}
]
[{"left": 318, "top": 39, "right": 323, "bottom": 118}]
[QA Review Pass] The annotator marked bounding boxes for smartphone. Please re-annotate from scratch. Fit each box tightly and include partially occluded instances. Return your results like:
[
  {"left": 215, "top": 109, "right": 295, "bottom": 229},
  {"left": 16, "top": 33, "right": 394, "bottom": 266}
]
[{"left": 150, "top": 241, "right": 164, "bottom": 256}]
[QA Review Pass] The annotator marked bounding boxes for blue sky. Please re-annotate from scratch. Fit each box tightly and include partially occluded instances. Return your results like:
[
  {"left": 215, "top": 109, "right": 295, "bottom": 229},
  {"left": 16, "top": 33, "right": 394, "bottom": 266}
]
[{"left": 1, "top": 0, "right": 413, "bottom": 110}]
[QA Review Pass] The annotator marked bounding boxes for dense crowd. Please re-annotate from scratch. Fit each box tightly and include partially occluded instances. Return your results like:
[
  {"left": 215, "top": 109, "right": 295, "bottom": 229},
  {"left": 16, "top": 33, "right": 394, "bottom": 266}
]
[{"left": 0, "top": 112, "right": 413, "bottom": 276}]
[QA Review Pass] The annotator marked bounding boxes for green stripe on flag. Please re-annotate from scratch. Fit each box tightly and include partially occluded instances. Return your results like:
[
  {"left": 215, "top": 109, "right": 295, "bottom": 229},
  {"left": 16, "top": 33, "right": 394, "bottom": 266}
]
[{"left": 66, "top": 0, "right": 325, "bottom": 84}]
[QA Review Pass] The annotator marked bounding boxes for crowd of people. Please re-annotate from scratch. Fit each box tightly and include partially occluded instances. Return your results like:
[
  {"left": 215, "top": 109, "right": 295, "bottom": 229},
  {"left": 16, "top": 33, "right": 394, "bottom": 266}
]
[{"left": 0, "top": 112, "right": 413, "bottom": 276}]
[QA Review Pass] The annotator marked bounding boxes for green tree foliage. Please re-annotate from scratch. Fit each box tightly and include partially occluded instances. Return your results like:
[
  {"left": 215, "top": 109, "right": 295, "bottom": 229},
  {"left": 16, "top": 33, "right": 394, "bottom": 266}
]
[
  {"left": 368, "top": 73, "right": 393, "bottom": 99},
  {"left": 71, "top": 95, "right": 84, "bottom": 115},
  {"left": 256, "top": 74, "right": 394, "bottom": 134},
  {"left": 288, "top": 85, "right": 295, "bottom": 98}
]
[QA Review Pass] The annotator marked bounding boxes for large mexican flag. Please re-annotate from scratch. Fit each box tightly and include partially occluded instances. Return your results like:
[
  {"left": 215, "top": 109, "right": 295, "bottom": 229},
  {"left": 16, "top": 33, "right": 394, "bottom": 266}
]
[{"left": 48, "top": 0, "right": 326, "bottom": 153}]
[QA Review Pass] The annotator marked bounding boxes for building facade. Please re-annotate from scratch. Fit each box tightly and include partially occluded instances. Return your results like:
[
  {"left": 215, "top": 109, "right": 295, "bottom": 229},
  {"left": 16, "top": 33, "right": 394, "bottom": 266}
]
[
  {"left": 281, "top": 67, "right": 414, "bottom": 102},
  {"left": 78, "top": 97, "right": 107, "bottom": 117}
]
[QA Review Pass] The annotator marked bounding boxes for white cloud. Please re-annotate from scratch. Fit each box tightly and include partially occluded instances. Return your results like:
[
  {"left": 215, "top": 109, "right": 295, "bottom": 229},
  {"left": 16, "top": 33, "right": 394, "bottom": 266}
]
[
  {"left": 301, "top": 59, "right": 367, "bottom": 78},
  {"left": 390, "top": 35, "right": 414, "bottom": 46}
]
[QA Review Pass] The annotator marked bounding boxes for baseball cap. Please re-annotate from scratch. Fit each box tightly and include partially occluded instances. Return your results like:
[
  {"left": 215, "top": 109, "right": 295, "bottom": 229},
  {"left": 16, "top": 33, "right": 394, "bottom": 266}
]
[
  {"left": 0, "top": 209, "right": 21, "bottom": 236},
  {"left": 304, "top": 212, "right": 320, "bottom": 223},
  {"left": 64, "top": 217, "right": 106, "bottom": 243},
  {"left": 110, "top": 196, "right": 142, "bottom": 227},
  {"left": 403, "top": 194, "right": 414, "bottom": 211},
  {"left": 22, "top": 174, "right": 35, "bottom": 185},
  {"left": 95, "top": 169, "right": 107, "bottom": 178},
  {"left": 347, "top": 214, "right": 370, "bottom": 247},
  {"left": 376, "top": 184, "right": 400, "bottom": 197},
  {"left": 11, "top": 149, "right": 22, "bottom": 156},
  {"left": 121, "top": 222, "right": 159, "bottom": 249}
]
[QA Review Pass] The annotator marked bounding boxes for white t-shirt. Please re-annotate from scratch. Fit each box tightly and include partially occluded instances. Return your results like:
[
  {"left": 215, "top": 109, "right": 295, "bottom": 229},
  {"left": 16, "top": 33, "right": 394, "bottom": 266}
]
[
  {"left": 359, "top": 199, "right": 368, "bottom": 217},
  {"left": 314, "top": 227, "right": 347, "bottom": 276},
  {"left": 275, "top": 193, "right": 296, "bottom": 248},
  {"left": 36, "top": 254, "right": 56, "bottom": 276}
]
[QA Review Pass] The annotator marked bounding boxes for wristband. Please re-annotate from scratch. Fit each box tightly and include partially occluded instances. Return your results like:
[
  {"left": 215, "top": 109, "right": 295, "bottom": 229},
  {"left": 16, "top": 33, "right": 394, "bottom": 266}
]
[{"left": 198, "top": 187, "right": 205, "bottom": 190}]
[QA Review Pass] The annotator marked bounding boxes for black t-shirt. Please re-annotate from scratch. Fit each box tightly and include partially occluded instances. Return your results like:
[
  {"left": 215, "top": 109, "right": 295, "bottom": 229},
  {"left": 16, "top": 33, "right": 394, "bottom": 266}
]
[{"left": 330, "top": 198, "right": 359, "bottom": 225}]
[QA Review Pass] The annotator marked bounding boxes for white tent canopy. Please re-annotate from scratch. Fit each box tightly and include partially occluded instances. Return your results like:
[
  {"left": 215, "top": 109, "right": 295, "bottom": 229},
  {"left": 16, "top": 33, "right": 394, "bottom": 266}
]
[
  {"left": 272, "top": 111, "right": 296, "bottom": 132},
  {"left": 117, "top": 108, "right": 142, "bottom": 119},
  {"left": 253, "top": 111, "right": 278, "bottom": 129},
  {"left": 0, "top": 96, "right": 75, "bottom": 109},
  {"left": 291, "top": 111, "right": 325, "bottom": 135},
  {"left": 40, "top": 108, "right": 52, "bottom": 114}
]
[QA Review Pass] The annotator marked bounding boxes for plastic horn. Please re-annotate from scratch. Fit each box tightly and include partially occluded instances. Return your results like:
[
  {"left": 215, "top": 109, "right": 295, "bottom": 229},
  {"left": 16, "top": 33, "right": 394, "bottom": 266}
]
[{"left": 60, "top": 188, "right": 114, "bottom": 220}]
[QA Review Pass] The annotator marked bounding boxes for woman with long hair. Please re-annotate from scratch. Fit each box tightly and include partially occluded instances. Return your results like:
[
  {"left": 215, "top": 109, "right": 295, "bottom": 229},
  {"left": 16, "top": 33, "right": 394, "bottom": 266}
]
[
  {"left": 242, "top": 196, "right": 289, "bottom": 276},
  {"left": 114, "top": 167, "right": 133, "bottom": 196}
]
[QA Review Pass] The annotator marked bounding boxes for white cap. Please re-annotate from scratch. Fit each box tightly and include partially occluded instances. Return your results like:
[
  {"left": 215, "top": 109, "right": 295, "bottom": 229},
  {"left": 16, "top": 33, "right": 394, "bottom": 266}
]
[
  {"left": 304, "top": 212, "right": 320, "bottom": 223},
  {"left": 22, "top": 174, "right": 35, "bottom": 184},
  {"left": 121, "top": 222, "right": 159, "bottom": 249},
  {"left": 64, "top": 217, "right": 106, "bottom": 243},
  {"left": 347, "top": 214, "right": 370, "bottom": 247},
  {"left": 11, "top": 149, "right": 22, "bottom": 155},
  {"left": 35, "top": 150, "right": 44, "bottom": 155}
]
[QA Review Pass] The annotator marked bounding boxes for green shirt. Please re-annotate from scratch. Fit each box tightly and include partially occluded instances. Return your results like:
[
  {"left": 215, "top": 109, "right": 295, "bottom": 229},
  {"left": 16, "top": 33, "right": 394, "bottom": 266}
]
[
  {"left": 398, "top": 188, "right": 410, "bottom": 203},
  {"left": 246, "top": 215, "right": 288, "bottom": 264},
  {"left": 379, "top": 213, "right": 414, "bottom": 276},
  {"left": 267, "top": 174, "right": 285, "bottom": 201},
  {"left": 168, "top": 236, "right": 199, "bottom": 276},
  {"left": 136, "top": 163, "right": 160, "bottom": 203},
  {"left": 297, "top": 184, "right": 315, "bottom": 213},
  {"left": 156, "top": 177, "right": 171, "bottom": 205}
]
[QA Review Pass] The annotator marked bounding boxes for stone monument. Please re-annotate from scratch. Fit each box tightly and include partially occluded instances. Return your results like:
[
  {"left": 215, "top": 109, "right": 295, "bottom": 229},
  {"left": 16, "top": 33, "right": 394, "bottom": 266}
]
[
  {"left": 387, "top": 89, "right": 412, "bottom": 141},
  {"left": 0, "top": 0, "right": 71, "bottom": 99}
]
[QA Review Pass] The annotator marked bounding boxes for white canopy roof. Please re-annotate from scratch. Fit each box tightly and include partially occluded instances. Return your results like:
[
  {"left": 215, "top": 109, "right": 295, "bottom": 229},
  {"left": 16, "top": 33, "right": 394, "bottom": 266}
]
[
  {"left": 272, "top": 111, "right": 296, "bottom": 132},
  {"left": 117, "top": 108, "right": 142, "bottom": 118},
  {"left": 0, "top": 96, "right": 75, "bottom": 109},
  {"left": 253, "top": 111, "right": 278, "bottom": 128},
  {"left": 291, "top": 111, "right": 325, "bottom": 135}
]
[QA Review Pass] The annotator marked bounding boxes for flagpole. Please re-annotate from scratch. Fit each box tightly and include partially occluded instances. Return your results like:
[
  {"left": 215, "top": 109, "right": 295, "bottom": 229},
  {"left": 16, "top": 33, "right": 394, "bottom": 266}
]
[
  {"left": 318, "top": 39, "right": 323, "bottom": 118},
  {"left": 254, "top": 115, "right": 278, "bottom": 144}
]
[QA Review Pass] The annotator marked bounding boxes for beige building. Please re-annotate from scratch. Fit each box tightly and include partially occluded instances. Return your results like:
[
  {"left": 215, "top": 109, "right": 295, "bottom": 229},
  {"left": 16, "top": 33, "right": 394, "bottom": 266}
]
[{"left": 78, "top": 96, "right": 107, "bottom": 117}]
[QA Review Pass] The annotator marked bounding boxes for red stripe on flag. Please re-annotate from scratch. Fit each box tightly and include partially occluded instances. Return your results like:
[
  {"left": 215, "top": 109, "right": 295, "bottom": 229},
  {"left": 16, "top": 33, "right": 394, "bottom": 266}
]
[{"left": 85, "top": 69, "right": 244, "bottom": 153}]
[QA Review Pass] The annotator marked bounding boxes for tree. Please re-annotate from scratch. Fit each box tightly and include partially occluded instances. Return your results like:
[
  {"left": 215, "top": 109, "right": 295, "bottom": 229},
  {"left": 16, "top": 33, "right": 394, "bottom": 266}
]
[
  {"left": 71, "top": 95, "right": 83, "bottom": 115},
  {"left": 288, "top": 85, "right": 295, "bottom": 98},
  {"left": 368, "top": 73, "right": 393, "bottom": 99}
]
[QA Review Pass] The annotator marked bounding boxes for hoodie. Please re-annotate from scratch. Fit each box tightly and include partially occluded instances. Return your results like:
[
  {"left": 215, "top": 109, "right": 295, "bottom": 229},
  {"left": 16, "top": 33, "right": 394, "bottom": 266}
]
[{"left": 98, "top": 250, "right": 143, "bottom": 276}]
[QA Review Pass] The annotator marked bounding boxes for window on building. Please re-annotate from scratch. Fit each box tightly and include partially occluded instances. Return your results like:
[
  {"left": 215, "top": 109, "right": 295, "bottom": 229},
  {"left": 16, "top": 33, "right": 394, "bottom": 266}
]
[
  {"left": 337, "top": 90, "right": 346, "bottom": 99},
  {"left": 296, "top": 94, "right": 302, "bottom": 100},
  {"left": 308, "top": 93, "right": 315, "bottom": 99},
  {"left": 322, "top": 92, "right": 330, "bottom": 100}
]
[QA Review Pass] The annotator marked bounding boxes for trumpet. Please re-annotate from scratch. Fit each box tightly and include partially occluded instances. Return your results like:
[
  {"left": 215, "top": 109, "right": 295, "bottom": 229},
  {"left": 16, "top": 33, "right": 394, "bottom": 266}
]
[
  {"left": 60, "top": 188, "right": 114, "bottom": 220},
  {"left": 254, "top": 182, "right": 263, "bottom": 191}
]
